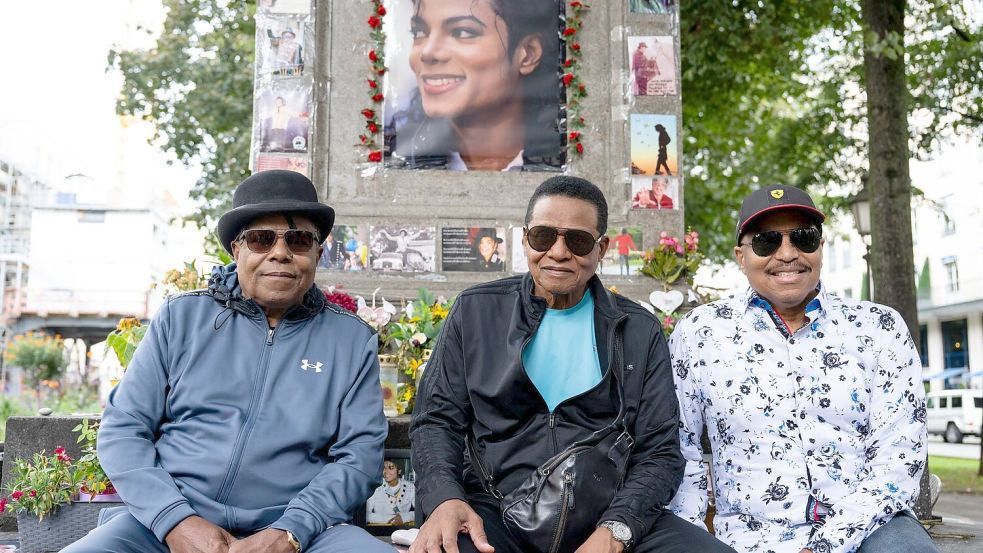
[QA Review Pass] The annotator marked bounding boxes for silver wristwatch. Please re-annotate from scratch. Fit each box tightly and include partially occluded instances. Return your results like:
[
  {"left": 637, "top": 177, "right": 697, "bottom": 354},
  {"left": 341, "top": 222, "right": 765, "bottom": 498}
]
[{"left": 599, "top": 520, "right": 633, "bottom": 548}]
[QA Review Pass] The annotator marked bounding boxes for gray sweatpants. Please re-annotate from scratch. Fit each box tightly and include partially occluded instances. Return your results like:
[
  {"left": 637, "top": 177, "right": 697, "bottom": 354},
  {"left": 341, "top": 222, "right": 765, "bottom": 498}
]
[{"left": 61, "top": 507, "right": 396, "bottom": 553}]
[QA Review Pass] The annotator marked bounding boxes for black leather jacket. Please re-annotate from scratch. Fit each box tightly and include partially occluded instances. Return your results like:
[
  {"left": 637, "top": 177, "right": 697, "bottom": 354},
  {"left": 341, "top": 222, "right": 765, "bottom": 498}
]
[{"left": 411, "top": 274, "right": 684, "bottom": 541}]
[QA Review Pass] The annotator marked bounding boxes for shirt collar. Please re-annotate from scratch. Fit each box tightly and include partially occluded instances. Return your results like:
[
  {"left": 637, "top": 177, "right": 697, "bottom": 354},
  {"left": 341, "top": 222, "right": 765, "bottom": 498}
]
[{"left": 741, "top": 282, "right": 829, "bottom": 318}]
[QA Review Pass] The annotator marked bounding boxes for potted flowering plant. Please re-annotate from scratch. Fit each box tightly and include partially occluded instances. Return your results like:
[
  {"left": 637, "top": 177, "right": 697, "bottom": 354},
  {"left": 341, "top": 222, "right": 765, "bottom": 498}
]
[
  {"left": 640, "top": 230, "right": 704, "bottom": 335},
  {"left": 640, "top": 230, "right": 703, "bottom": 291},
  {"left": 73, "top": 419, "right": 118, "bottom": 502},
  {"left": 2, "top": 425, "right": 121, "bottom": 553},
  {"left": 389, "top": 289, "right": 453, "bottom": 414}
]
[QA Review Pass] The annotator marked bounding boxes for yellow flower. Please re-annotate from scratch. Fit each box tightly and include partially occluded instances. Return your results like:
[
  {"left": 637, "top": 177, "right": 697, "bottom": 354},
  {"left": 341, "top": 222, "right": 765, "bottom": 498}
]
[
  {"left": 431, "top": 303, "right": 449, "bottom": 319},
  {"left": 608, "top": 285, "right": 620, "bottom": 294},
  {"left": 116, "top": 317, "right": 142, "bottom": 332}
]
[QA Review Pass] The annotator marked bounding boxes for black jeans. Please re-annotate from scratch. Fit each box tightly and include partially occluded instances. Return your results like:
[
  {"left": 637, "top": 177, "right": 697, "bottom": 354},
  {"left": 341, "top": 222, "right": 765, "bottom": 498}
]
[{"left": 456, "top": 494, "right": 736, "bottom": 553}]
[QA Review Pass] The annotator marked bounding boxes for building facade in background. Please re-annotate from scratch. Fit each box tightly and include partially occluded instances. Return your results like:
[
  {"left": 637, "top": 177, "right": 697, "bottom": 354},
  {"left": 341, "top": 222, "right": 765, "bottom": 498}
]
[{"left": 824, "top": 141, "right": 983, "bottom": 391}]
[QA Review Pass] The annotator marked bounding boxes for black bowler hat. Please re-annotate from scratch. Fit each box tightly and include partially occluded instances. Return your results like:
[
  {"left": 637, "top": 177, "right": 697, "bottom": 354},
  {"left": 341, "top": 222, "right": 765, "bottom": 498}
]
[
  {"left": 735, "top": 185, "right": 825, "bottom": 243},
  {"left": 217, "top": 170, "right": 335, "bottom": 253}
]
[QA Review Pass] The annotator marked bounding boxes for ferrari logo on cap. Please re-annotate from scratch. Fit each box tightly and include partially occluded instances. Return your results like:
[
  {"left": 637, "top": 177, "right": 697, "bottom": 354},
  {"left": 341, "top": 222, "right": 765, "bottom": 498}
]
[{"left": 770, "top": 189, "right": 785, "bottom": 199}]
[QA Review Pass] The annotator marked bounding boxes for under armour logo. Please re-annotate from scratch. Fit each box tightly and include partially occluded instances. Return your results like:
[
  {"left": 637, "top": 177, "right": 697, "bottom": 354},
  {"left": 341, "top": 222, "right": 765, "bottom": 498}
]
[
  {"left": 626, "top": 364, "right": 634, "bottom": 372},
  {"left": 301, "top": 360, "right": 323, "bottom": 373}
]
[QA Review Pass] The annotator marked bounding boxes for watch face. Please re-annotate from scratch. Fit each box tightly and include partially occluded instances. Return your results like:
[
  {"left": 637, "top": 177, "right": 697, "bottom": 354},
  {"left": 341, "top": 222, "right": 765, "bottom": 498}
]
[{"left": 603, "top": 521, "right": 632, "bottom": 542}]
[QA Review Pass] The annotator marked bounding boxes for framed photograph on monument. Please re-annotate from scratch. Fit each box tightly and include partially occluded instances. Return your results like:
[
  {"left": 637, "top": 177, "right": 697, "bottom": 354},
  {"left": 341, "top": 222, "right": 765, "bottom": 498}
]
[
  {"left": 601, "top": 227, "right": 644, "bottom": 277},
  {"left": 257, "top": 86, "right": 311, "bottom": 153},
  {"left": 630, "top": 114, "right": 678, "bottom": 177},
  {"left": 257, "top": 19, "right": 307, "bottom": 77},
  {"left": 630, "top": 175, "right": 678, "bottom": 210},
  {"left": 356, "top": 449, "right": 418, "bottom": 535},
  {"left": 629, "top": 0, "right": 677, "bottom": 14},
  {"left": 628, "top": 36, "right": 676, "bottom": 97},
  {"left": 255, "top": 154, "right": 310, "bottom": 177},
  {"left": 441, "top": 227, "right": 507, "bottom": 272},
  {"left": 381, "top": 0, "right": 566, "bottom": 171},
  {"left": 369, "top": 226, "right": 436, "bottom": 273}
]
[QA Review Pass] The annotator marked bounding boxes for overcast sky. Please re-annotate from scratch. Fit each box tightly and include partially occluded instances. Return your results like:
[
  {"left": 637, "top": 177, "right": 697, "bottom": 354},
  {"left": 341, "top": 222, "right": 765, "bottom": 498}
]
[{"left": 0, "top": 0, "right": 197, "bottom": 207}]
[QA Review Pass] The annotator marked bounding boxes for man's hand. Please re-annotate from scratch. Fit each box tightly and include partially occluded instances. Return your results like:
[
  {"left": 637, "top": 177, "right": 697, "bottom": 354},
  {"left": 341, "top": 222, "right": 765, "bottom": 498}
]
[
  {"left": 228, "top": 529, "right": 295, "bottom": 553},
  {"left": 164, "top": 516, "right": 236, "bottom": 553},
  {"left": 408, "top": 499, "right": 494, "bottom": 553},
  {"left": 574, "top": 527, "right": 625, "bottom": 553}
]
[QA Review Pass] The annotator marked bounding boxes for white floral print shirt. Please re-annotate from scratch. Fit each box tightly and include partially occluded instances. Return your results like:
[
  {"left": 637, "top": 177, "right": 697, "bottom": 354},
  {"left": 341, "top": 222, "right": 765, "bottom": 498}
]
[{"left": 668, "top": 285, "right": 927, "bottom": 553}]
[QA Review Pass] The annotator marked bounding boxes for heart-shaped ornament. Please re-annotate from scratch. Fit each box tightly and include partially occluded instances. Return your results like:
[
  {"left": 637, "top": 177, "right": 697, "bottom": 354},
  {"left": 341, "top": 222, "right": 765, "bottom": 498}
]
[{"left": 649, "top": 290, "right": 684, "bottom": 315}]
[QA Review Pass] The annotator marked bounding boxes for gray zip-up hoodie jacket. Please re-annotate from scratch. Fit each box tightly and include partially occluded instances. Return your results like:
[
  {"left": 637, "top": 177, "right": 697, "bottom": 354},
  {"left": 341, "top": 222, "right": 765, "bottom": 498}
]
[{"left": 97, "top": 264, "right": 387, "bottom": 549}]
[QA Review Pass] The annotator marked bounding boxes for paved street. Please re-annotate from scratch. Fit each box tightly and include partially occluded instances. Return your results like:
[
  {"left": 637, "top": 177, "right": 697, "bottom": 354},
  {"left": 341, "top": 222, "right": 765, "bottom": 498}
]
[
  {"left": 931, "top": 492, "right": 983, "bottom": 552},
  {"left": 929, "top": 435, "right": 982, "bottom": 460}
]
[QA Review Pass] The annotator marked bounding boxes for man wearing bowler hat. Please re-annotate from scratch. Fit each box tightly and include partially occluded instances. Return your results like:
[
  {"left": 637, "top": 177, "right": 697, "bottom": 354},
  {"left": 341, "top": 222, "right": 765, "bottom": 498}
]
[
  {"left": 64, "top": 170, "right": 390, "bottom": 553},
  {"left": 669, "top": 185, "right": 935, "bottom": 553}
]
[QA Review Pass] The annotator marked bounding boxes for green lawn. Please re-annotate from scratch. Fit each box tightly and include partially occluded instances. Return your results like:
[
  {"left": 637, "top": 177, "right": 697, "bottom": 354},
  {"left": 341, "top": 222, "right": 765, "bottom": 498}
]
[{"left": 930, "top": 455, "right": 983, "bottom": 495}]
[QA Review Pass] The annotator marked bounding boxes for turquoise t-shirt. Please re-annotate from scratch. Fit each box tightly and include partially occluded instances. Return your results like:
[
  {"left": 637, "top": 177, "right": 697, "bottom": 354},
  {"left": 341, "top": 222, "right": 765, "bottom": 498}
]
[{"left": 522, "top": 291, "right": 602, "bottom": 412}]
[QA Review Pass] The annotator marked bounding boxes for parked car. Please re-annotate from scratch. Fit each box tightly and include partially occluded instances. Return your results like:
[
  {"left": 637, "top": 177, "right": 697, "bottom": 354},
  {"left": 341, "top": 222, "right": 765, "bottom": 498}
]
[
  {"left": 372, "top": 252, "right": 404, "bottom": 271},
  {"left": 926, "top": 389, "right": 983, "bottom": 443}
]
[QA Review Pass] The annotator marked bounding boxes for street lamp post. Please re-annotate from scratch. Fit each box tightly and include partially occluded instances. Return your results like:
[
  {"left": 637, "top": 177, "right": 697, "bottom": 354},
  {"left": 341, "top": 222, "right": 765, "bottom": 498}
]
[{"left": 849, "top": 177, "right": 873, "bottom": 301}]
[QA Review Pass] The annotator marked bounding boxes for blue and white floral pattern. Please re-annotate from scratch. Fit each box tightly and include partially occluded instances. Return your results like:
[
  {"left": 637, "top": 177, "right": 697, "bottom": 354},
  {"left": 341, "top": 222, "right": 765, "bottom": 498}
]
[{"left": 668, "top": 285, "right": 926, "bottom": 553}]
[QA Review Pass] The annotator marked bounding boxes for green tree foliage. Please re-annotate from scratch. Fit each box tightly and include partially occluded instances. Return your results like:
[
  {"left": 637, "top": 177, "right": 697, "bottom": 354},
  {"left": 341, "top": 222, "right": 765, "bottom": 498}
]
[
  {"left": 108, "top": 0, "right": 255, "bottom": 249},
  {"left": 682, "top": 0, "right": 982, "bottom": 262}
]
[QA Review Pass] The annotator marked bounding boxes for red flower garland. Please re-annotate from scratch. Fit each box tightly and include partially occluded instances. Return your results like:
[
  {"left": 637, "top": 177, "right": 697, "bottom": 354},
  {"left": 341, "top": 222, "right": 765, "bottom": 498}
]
[
  {"left": 361, "top": 0, "right": 387, "bottom": 163},
  {"left": 564, "top": 2, "right": 589, "bottom": 157}
]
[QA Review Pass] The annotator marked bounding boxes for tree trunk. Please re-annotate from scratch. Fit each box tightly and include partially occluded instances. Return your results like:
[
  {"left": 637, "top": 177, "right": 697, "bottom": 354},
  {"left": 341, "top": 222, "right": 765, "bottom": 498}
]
[{"left": 861, "top": 0, "right": 933, "bottom": 518}]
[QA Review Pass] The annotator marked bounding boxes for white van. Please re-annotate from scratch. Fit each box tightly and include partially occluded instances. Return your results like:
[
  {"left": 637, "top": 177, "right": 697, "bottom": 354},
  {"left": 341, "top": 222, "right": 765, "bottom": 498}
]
[{"left": 926, "top": 389, "right": 983, "bottom": 443}]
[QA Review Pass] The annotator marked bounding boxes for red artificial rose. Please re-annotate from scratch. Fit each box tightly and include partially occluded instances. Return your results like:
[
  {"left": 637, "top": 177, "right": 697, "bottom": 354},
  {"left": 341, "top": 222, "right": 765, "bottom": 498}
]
[
  {"left": 368, "top": 79, "right": 378, "bottom": 89},
  {"left": 367, "top": 16, "right": 381, "bottom": 28},
  {"left": 569, "top": 131, "right": 580, "bottom": 140},
  {"left": 368, "top": 50, "right": 378, "bottom": 62},
  {"left": 377, "top": 68, "right": 387, "bottom": 75},
  {"left": 29, "top": 490, "right": 36, "bottom": 498},
  {"left": 359, "top": 134, "right": 368, "bottom": 143},
  {"left": 377, "top": 5, "right": 387, "bottom": 16},
  {"left": 54, "top": 446, "right": 66, "bottom": 455},
  {"left": 564, "top": 59, "right": 573, "bottom": 67},
  {"left": 372, "top": 93, "right": 384, "bottom": 102},
  {"left": 367, "top": 122, "right": 379, "bottom": 133},
  {"left": 368, "top": 151, "right": 382, "bottom": 162},
  {"left": 563, "top": 28, "right": 576, "bottom": 37},
  {"left": 361, "top": 109, "right": 375, "bottom": 119},
  {"left": 571, "top": 43, "right": 581, "bottom": 51},
  {"left": 578, "top": 84, "right": 586, "bottom": 94},
  {"left": 11, "top": 491, "right": 23, "bottom": 500},
  {"left": 576, "top": 143, "right": 584, "bottom": 154},
  {"left": 571, "top": 1, "right": 583, "bottom": 7},
  {"left": 0, "top": 498, "right": 7, "bottom": 513},
  {"left": 562, "top": 73, "right": 575, "bottom": 86}
]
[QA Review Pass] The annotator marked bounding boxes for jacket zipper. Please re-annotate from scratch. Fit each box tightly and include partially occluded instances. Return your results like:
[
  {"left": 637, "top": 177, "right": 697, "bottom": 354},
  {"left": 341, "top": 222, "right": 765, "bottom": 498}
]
[
  {"left": 215, "top": 325, "right": 279, "bottom": 503},
  {"left": 547, "top": 471, "right": 574, "bottom": 553}
]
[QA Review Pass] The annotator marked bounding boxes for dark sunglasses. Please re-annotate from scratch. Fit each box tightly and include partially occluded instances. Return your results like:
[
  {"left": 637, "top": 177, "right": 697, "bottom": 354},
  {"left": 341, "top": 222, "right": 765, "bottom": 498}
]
[
  {"left": 238, "top": 228, "right": 318, "bottom": 254},
  {"left": 740, "top": 227, "right": 821, "bottom": 257},
  {"left": 525, "top": 225, "right": 602, "bottom": 257}
]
